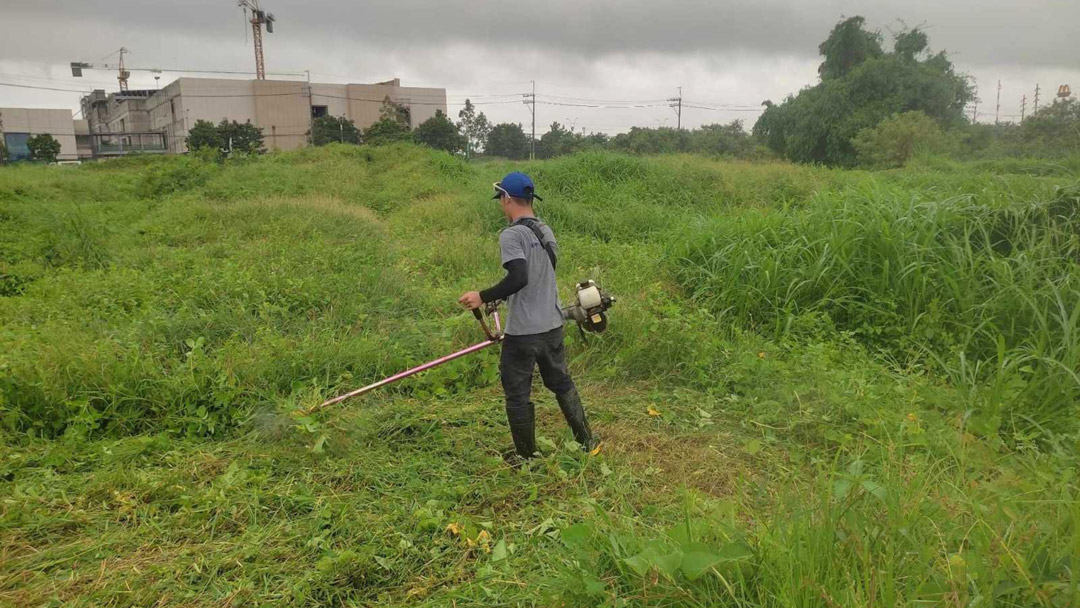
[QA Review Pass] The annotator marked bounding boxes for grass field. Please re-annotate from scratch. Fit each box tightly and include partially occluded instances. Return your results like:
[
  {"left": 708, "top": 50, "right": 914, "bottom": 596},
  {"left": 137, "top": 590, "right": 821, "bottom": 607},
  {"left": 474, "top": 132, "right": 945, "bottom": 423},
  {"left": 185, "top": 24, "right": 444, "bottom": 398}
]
[{"left": 2, "top": 145, "right": 1079, "bottom": 607}]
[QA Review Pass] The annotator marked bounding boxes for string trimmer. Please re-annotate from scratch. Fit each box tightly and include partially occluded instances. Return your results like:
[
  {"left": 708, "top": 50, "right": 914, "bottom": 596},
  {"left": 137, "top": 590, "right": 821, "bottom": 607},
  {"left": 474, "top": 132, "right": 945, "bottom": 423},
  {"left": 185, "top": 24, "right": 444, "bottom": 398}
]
[{"left": 304, "top": 281, "right": 615, "bottom": 414}]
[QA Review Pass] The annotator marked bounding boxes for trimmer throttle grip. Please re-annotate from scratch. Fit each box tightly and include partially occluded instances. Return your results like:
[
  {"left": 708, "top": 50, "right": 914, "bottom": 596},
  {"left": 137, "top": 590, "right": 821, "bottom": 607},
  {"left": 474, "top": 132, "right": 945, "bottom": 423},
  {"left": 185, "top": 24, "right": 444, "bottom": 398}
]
[{"left": 472, "top": 308, "right": 483, "bottom": 320}]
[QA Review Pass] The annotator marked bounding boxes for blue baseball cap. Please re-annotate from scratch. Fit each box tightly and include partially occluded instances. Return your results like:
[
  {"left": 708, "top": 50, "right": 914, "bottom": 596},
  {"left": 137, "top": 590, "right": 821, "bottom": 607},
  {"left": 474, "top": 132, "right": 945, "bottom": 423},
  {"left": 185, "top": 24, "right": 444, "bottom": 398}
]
[{"left": 492, "top": 172, "right": 543, "bottom": 201}]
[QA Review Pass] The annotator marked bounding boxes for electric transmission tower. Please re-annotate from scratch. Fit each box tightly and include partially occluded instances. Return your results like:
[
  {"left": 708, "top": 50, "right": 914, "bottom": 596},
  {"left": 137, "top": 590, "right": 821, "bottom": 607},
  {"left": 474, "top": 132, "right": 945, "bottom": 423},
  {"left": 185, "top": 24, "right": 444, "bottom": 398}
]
[{"left": 523, "top": 81, "right": 536, "bottom": 160}]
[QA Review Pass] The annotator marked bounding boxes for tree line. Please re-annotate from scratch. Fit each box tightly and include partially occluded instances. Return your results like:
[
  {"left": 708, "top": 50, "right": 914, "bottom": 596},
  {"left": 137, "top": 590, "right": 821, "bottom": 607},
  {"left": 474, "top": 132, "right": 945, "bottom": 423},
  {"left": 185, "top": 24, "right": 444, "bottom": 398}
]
[{"left": 181, "top": 16, "right": 1078, "bottom": 167}]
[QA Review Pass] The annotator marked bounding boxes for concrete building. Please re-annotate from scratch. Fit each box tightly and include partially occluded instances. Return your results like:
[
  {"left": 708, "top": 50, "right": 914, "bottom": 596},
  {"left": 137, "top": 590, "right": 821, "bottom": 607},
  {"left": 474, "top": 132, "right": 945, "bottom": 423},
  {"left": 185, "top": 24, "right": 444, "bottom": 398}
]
[
  {"left": 0, "top": 76, "right": 445, "bottom": 161},
  {"left": 144, "top": 77, "right": 446, "bottom": 153},
  {"left": 82, "top": 89, "right": 158, "bottom": 135},
  {"left": 80, "top": 88, "right": 167, "bottom": 157},
  {"left": 0, "top": 107, "right": 80, "bottom": 161}
]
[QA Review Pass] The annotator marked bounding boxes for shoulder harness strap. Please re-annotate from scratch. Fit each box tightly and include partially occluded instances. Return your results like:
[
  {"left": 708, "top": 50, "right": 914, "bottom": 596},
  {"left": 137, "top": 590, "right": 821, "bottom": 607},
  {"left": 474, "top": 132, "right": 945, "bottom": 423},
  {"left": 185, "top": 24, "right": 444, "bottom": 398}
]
[{"left": 516, "top": 218, "right": 557, "bottom": 271}]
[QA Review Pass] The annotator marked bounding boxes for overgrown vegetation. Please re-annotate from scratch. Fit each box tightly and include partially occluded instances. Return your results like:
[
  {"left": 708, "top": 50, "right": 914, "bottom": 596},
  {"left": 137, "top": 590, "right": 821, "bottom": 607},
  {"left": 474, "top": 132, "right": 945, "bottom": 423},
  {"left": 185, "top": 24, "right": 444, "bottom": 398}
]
[
  {"left": 754, "top": 17, "right": 972, "bottom": 166},
  {"left": 186, "top": 118, "right": 266, "bottom": 157},
  {"left": 2, "top": 145, "right": 1078, "bottom": 606},
  {"left": 26, "top": 133, "right": 62, "bottom": 164}
]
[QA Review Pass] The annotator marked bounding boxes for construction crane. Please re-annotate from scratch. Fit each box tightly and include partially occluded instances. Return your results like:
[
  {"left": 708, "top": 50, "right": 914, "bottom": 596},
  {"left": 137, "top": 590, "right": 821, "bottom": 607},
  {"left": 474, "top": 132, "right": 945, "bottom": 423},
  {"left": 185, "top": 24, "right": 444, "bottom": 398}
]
[
  {"left": 238, "top": 0, "right": 276, "bottom": 80},
  {"left": 70, "top": 48, "right": 161, "bottom": 92}
]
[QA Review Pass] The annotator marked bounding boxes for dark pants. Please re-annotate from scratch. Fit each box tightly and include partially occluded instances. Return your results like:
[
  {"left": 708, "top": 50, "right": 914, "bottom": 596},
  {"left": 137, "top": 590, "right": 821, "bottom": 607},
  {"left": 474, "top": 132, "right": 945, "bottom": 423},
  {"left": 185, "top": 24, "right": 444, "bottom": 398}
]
[{"left": 500, "top": 326, "right": 594, "bottom": 458}]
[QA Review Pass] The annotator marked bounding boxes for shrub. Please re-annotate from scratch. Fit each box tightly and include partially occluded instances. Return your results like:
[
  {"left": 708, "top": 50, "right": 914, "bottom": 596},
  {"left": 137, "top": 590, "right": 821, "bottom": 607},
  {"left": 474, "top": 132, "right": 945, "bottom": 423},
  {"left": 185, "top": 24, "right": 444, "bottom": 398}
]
[{"left": 853, "top": 111, "right": 952, "bottom": 167}]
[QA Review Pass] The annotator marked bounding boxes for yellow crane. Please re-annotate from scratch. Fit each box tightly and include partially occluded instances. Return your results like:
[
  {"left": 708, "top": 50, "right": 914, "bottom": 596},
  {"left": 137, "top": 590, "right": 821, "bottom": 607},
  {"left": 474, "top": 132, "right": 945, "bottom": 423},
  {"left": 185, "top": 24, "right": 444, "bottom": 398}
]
[{"left": 237, "top": 0, "right": 277, "bottom": 80}]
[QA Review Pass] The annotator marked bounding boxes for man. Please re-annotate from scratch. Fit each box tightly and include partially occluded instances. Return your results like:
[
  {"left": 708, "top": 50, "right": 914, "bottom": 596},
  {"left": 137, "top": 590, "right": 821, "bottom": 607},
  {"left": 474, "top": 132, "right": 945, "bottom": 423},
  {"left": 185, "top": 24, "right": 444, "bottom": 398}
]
[{"left": 458, "top": 172, "right": 597, "bottom": 460}]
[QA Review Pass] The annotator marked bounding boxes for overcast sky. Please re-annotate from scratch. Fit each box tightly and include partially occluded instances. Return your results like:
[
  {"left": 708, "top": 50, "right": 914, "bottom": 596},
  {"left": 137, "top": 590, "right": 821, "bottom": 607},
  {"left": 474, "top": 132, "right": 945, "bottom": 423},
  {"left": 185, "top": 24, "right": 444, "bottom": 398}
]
[{"left": 2, "top": 0, "right": 1078, "bottom": 134}]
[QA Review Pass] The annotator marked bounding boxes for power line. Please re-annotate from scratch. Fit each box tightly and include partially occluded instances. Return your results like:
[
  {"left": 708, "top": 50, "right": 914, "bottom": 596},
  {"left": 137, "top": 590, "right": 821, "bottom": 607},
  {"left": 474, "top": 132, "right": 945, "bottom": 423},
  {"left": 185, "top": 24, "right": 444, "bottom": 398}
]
[{"left": 0, "top": 81, "right": 93, "bottom": 93}]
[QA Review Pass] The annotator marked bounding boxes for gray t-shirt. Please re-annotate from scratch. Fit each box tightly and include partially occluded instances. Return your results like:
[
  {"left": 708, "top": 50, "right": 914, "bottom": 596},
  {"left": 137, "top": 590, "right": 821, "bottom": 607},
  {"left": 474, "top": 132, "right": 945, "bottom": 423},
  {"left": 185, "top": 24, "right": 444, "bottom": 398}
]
[{"left": 499, "top": 218, "right": 565, "bottom": 336}]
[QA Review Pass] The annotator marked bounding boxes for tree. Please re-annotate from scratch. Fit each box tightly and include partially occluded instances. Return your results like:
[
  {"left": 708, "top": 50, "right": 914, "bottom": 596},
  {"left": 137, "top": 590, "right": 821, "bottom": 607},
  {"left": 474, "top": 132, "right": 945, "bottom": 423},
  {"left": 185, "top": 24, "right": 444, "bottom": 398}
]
[
  {"left": 26, "top": 134, "right": 62, "bottom": 163},
  {"left": 754, "top": 17, "right": 973, "bottom": 166},
  {"left": 609, "top": 126, "right": 688, "bottom": 155},
  {"left": 379, "top": 96, "right": 411, "bottom": 128},
  {"left": 216, "top": 119, "right": 265, "bottom": 155},
  {"left": 690, "top": 121, "right": 754, "bottom": 156},
  {"left": 485, "top": 123, "right": 529, "bottom": 159},
  {"left": 1013, "top": 98, "right": 1080, "bottom": 156},
  {"left": 538, "top": 122, "right": 582, "bottom": 158},
  {"left": 363, "top": 118, "right": 411, "bottom": 146},
  {"left": 893, "top": 28, "right": 929, "bottom": 61},
  {"left": 458, "top": 99, "right": 491, "bottom": 158},
  {"left": 309, "top": 115, "right": 362, "bottom": 146},
  {"left": 413, "top": 110, "right": 466, "bottom": 153},
  {"left": 852, "top": 111, "right": 950, "bottom": 167},
  {"left": 185, "top": 119, "right": 222, "bottom": 153},
  {"left": 362, "top": 97, "right": 413, "bottom": 146},
  {"left": 186, "top": 119, "right": 264, "bottom": 156},
  {"left": 817, "top": 16, "right": 884, "bottom": 80}
]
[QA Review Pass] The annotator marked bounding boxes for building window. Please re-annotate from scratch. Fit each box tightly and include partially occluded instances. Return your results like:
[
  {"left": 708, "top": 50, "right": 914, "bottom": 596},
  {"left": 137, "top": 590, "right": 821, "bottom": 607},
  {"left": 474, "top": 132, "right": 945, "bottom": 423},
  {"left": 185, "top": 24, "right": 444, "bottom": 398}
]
[
  {"left": 3, "top": 133, "right": 31, "bottom": 161},
  {"left": 119, "top": 118, "right": 126, "bottom": 133},
  {"left": 170, "top": 99, "right": 175, "bottom": 118},
  {"left": 311, "top": 105, "right": 328, "bottom": 118}
]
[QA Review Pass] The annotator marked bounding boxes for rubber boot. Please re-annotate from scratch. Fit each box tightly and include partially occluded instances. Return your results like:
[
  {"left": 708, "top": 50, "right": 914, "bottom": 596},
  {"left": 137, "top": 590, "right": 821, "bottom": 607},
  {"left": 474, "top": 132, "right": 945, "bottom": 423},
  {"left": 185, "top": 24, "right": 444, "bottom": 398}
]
[
  {"left": 507, "top": 401, "right": 537, "bottom": 459},
  {"left": 555, "top": 387, "right": 597, "bottom": 452}
]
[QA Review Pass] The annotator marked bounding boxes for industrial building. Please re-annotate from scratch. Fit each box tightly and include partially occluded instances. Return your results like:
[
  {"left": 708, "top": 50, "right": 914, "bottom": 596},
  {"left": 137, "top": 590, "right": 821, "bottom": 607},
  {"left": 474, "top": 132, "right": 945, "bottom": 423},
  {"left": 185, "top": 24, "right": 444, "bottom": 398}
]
[
  {"left": 2, "top": 75, "right": 446, "bottom": 162},
  {"left": 0, "top": 107, "right": 85, "bottom": 162},
  {"left": 142, "top": 77, "right": 446, "bottom": 153}
]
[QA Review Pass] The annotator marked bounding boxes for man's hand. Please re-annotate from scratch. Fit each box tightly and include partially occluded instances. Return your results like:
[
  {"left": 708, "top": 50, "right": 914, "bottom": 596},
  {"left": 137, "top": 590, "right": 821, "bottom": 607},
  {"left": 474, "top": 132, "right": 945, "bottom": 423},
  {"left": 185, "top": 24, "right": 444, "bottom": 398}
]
[{"left": 458, "top": 291, "right": 483, "bottom": 310}]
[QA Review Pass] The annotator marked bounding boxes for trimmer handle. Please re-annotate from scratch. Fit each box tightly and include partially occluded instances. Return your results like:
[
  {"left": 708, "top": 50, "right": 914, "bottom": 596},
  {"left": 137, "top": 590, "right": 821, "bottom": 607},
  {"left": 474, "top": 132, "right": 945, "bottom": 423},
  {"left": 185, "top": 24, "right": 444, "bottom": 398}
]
[{"left": 470, "top": 303, "right": 504, "bottom": 342}]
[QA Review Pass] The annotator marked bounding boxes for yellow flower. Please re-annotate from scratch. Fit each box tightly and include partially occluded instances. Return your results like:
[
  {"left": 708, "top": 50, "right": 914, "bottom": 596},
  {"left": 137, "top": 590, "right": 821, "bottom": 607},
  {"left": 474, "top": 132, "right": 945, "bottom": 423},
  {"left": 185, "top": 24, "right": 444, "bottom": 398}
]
[
  {"left": 445, "top": 522, "right": 462, "bottom": 536},
  {"left": 477, "top": 529, "right": 492, "bottom": 553},
  {"left": 647, "top": 406, "right": 661, "bottom": 417}
]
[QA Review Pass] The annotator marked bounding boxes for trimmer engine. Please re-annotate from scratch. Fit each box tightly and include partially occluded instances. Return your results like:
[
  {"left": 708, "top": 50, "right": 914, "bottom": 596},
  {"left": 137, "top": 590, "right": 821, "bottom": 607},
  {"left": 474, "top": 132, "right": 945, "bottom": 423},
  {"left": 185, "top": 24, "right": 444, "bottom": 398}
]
[{"left": 563, "top": 280, "right": 615, "bottom": 334}]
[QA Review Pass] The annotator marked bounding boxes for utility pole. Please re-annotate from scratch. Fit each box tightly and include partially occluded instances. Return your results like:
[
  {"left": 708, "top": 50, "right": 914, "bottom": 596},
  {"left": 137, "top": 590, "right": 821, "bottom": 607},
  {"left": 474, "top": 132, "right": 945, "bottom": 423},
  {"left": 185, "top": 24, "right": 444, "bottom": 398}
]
[
  {"left": 523, "top": 80, "right": 536, "bottom": 160},
  {"left": 971, "top": 84, "right": 978, "bottom": 123},
  {"left": 305, "top": 69, "right": 313, "bottom": 145},
  {"left": 1020, "top": 95, "right": 1026, "bottom": 123},
  {"left": 668, "top": 86, "right": 683, "bottom": 129},
  {"left": 1034, "top": 84, "right": 1040, "bottom": 114},
  {"left": 995, "top": 80, "right": 1001, "bottom": 125}
]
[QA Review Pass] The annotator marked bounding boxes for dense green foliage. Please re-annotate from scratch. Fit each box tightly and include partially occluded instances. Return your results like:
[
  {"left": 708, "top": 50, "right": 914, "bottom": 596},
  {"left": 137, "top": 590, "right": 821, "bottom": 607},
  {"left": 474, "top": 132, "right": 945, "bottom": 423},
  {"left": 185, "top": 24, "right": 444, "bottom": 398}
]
[
  {"left": 816, "top": 16, "right": 883, "bottom": 80},
  {"left": 853, "top": 110, "right": 951, "bottom": 167},
  {"left": 26, "top": 133, "right": 61, "bottom": 163},
  {"left": 754, "top": 17, "right": 973, "bottom": 166},
  {"left": 363, "top": 117, "right": 411, "bottom": 145},
  {"left": 309, "top": 115, "right": 362, "bottom": 146},
  {"left": 457, "top": 100, "right": 491, "bottom": 158},
  {"left": 961, "top": 98, "right": 1080, "bottom": 159},
  {"left": 481, "top": 121, "right": 759, "bottom": 161},
  {"left": 485, "top": 122, "right": 530, "bottom": 160},
  {"left": 185, "top": 119, "right": 265, "bottom": 157},
  {"left": 413, "top": 110, "right": 467, "bottom": 154},
  {"left": 2, "top": 146, "right": 1078, "bottom": 606}
]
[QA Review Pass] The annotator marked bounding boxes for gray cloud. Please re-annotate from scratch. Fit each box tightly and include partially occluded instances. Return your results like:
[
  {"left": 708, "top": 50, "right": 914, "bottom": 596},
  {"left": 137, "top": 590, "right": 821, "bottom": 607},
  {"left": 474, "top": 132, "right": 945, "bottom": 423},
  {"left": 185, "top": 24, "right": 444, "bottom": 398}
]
[
  {"left": 6, "top": 0, "right": 1078, "bottom": 68},
  {"left": 2, "top": 0, "right": 1078, "bottom": 132}
]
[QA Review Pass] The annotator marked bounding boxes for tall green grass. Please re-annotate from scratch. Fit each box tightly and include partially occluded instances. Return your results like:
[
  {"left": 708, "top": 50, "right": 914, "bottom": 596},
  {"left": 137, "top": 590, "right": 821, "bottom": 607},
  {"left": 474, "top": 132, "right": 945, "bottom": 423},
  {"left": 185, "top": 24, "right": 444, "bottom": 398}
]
[
  {"left": 1, "top": 146, "right": 1077, "bottom": 443},
  {"left": 3, "top": 146, "right": 1080, "bottom": 606},
  {"left": 671, "top": 183, "right": 1080, "bottom": 439}
]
